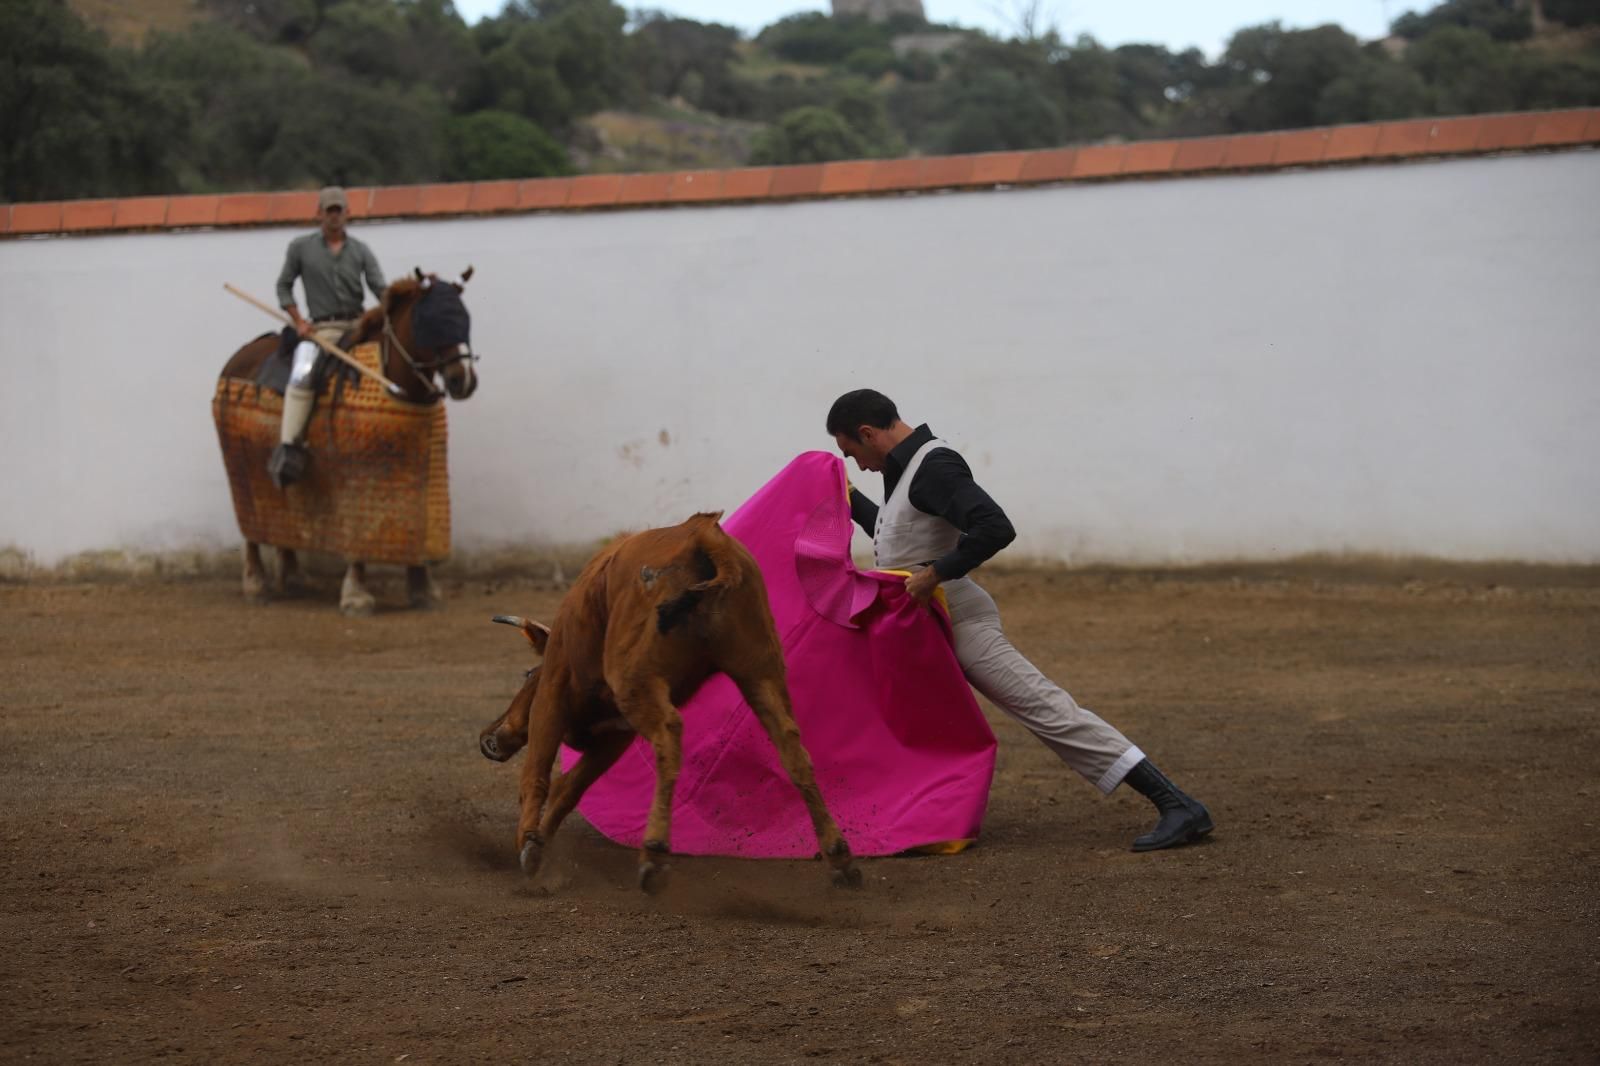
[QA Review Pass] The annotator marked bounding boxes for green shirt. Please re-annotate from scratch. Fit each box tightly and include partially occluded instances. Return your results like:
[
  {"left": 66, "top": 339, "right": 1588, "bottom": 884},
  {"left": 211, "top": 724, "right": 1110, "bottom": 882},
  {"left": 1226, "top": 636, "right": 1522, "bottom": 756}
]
[{"left": 275, "top": 231, "right": 386, "bottom": 320}]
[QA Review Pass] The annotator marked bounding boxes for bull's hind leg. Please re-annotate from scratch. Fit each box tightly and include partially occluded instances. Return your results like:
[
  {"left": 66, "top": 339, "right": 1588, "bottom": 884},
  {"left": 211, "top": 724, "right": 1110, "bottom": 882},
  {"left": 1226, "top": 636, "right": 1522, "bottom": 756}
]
[
  {"left": 340, "top": 561, "right": 377, "bottom": 617},
  {"left": 614, "top": 677, "right": 684, "bottom": 894},
  {"left": 515, "top": 707, "right": 566, "bottom": 878},
  {"left": 407, "top": 565, "right": 443, "bottom": 610},
  {"left": 242, "top": 543, "right": 269, "bottom": 604},
  {"left": 731, "top": 672, "right": 862, "bottom": 888}
]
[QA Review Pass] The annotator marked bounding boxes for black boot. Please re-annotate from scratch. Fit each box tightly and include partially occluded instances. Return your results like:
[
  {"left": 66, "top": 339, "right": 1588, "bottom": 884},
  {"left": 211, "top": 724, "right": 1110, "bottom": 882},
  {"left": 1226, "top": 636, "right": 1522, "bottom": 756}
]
[
  {"left": 268, "top": 442, "right": 309, "bottom": 489},
  {"left": 1124, "top": 759, "right": 1213, "bottom": 852}
]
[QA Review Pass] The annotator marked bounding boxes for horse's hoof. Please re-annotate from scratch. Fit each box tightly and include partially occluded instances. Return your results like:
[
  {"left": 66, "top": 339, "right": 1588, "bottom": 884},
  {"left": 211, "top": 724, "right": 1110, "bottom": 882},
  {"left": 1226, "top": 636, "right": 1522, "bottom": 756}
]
[
  {"left": 480, "top": 734, "right": 508, "bottom": 762},
  {"left": 832, "top": 864, "right": 863, "bottom": 889},
  {"left": 340, "top": 598, "right": 376, "bottom": 618},
  {"left": 519, "top": 838, "right": 543, "bottom": 877},
  {"left": 638, "top": 861, "right": 670, "bottom": 895}
]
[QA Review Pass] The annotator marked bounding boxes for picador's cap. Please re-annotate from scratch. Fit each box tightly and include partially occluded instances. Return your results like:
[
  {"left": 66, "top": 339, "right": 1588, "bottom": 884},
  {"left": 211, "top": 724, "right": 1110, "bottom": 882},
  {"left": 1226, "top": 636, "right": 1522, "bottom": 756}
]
[{"left": 318, "top": 186, "right": 349, "bottom": 212}]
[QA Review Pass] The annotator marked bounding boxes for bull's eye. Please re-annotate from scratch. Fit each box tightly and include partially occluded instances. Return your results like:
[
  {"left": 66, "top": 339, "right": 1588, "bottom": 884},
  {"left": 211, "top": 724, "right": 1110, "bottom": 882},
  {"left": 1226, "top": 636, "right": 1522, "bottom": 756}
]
[{"left": 523, "top": 668, "right": 536, "bottom": 679}]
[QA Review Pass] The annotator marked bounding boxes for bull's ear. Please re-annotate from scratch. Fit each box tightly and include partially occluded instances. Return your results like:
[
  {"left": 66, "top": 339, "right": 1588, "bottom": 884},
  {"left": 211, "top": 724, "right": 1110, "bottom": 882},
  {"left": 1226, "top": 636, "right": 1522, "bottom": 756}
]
[{"left": 492, "top": 615, "right": 551, "bottom": 655}]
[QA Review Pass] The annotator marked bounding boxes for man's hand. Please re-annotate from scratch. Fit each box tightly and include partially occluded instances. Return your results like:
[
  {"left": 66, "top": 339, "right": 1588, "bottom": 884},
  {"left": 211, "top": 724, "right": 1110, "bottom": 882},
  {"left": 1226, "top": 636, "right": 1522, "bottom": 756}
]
[
  {"left": 287, "top": 308, "right": 313, "bottom": 338},
  {"left": 904, "top": 566, "right": 942, "bottom": 604}
]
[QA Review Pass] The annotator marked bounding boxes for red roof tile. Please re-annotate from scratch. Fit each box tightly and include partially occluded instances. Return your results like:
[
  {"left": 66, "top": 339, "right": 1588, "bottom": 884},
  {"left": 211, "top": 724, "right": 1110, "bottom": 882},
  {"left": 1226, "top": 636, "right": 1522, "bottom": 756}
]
[
  {"left": 1121, "top": 139, "right": 1178, "bottom": 176},
  {"left": 669, "top": 170, "right": 725, "bottom": 203},
  {"left": 1477, "top": 113, "right": 1539, "bottom": 151},
  {"left": 870, "top": 158, "right": 926, "bottom": 191},
  {"left": 10, "top": 202, "right": 62, "bottom": 234},
  {"left": 567, "top": 174, "right": 622, "bottom": 208},
  {"left": 1426, "top": 116, "right": 1483, "bottom": 155},
  {"left": 1071, "top": 145, "right": 1125, "bottom": 179},
  {"left": 968, "top": 151, "right": 1027, "bottom": 186},
  {"left": 1274, "top": 128, "right": 1330, "bottom": 166},
  {"left": 467, "top": 181, "right": 520, "bottom": 213},
  {"left": 217, "top": 193, "right": 271, "bottom": 226},
  {"left": 918, "top": 155, "right": 977, "bottom": 189},
  {"left": 722, "top": 167, "right": 776, "bottom": 200},
  {"left": 770, "top": 165, "right": 825, "bottom": 199},
  {"left": 418, "top": 184, "right": 473, "bottom": 216},
  {"left": 61, "top": 200, "right": 117, "bottom": 232},
  {"left": 1531, "top": 109, "right": 1591, "bottom": 147},
  {"left": 165, "top": 196, "right": 220, "bottom": 228},
  {"left": 1172, "top": 137, "right": 1229, "bottom": 173},
  {"left": 819, "top": 160, "right": 876, "bottom": 195},
  {"left": 616, "top": 172, "right": 674, "bottom": 206},
  {"left": 1224, "top": 133, "right": 1279, "bottom": 169},
  {"left": 1019, "top": 148, "right": 1078, "bottom": 182},
  {"left": 519, "top": 177, "right": 573, "bottom": 210}
]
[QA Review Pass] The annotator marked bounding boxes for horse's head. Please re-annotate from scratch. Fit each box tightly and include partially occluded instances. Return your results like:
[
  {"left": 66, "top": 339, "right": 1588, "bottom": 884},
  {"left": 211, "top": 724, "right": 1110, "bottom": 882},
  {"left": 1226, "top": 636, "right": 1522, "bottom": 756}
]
[{"left": 371, "top": 268, "right": 480, "bottom": 402}]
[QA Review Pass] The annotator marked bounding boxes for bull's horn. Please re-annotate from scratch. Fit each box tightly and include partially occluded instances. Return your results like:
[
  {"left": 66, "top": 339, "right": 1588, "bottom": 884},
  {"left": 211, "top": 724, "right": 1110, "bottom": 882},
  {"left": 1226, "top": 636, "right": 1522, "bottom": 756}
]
[
  {"left": 460, "top": 265, "right": 474, "bottom": 285},
  {"left": 491, "top": 615, "right": 528, "bottom": 628}
]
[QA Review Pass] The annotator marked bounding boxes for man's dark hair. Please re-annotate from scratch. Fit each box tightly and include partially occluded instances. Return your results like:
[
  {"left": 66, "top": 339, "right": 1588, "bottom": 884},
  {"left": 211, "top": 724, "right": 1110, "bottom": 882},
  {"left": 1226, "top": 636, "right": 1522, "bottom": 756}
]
[{"left": 826, "top": 389, "right": 899, "bottom": 442}]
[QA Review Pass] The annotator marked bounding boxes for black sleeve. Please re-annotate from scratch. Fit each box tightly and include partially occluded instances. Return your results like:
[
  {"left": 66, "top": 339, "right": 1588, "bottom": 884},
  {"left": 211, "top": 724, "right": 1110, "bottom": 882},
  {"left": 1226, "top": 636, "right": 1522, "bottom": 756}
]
[
  {"left": 906, "top": 449, "right": 1016, "bottom": 579},
  {"left": 847, "top": 484, "right": 879, "bottom": 534}
]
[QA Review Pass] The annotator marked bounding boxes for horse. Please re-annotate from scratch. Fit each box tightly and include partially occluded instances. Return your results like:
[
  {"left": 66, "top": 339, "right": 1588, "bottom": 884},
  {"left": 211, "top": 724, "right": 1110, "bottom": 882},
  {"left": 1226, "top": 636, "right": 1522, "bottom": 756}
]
[{"left": 216, "top": 269, "right": 479, "bottom": 616}]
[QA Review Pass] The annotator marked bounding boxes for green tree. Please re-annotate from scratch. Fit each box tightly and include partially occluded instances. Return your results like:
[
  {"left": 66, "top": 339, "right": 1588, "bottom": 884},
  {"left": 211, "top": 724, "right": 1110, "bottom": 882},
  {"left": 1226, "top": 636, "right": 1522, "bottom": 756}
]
[
  {"left": 0, "top": 0, "right": 180, "bottom": 201},
  {"left": 1225, "top": 23, "right": 1368, "bottom": 130},
  {"left": 749, "top": 106, "right": 868, "bottom": 164},
  {"left": 1407, "top": 25, "right": 1520, "bottom": 113},
  {"left": 1392, "top": 0, "right": 1533, "bottom": 42},
  {"left": 444, "top": 109, "right": 572, "bottom": 179}
]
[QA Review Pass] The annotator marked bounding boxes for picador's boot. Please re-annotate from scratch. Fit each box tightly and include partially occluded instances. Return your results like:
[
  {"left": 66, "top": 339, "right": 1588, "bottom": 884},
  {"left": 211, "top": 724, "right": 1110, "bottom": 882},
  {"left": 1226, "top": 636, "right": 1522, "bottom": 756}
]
[
  {"left": 269, "top": 383, "right": 316, "bottom": 488},
  {"left": 268, "top": 442, "right": 309, "bottom": 489},
  {"left": 1124, "top": 759, "right": 1213, "bottom": 852}
]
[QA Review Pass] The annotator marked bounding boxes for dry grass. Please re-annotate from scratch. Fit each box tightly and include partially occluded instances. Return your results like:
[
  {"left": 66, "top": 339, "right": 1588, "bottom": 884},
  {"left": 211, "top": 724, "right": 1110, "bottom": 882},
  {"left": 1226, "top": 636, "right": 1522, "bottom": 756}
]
[{"left": 67, "top": 0, "right": 202, "bottom": 46}]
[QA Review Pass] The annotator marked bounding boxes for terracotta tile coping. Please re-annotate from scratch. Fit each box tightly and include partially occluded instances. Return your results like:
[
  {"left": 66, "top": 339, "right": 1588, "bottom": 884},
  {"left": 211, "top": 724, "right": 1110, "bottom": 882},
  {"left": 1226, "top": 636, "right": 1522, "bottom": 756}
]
[{"left": 4, "top": 108, "right": 1593, "bottom": 238}]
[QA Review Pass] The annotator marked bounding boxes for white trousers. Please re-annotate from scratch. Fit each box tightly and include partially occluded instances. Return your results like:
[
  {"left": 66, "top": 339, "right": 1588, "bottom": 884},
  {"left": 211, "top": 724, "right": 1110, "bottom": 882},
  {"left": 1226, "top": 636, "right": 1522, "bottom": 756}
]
[{"left": 943, "top": 577, "right": 1144, "bottom": 794}]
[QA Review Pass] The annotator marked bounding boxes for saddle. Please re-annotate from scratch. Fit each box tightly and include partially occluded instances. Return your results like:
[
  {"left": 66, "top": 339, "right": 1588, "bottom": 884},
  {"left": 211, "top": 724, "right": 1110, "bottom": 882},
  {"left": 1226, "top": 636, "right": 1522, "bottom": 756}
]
[{"left": 254, "top": 326, "right": 363, "bottom": 396}]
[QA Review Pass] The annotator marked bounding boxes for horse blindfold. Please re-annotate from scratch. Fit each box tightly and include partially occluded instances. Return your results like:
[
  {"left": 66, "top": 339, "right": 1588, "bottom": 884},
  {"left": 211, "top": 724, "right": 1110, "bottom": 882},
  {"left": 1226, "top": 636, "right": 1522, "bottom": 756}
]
[{"left": 412, "top": 285, "right": 472, "bottom": 351}]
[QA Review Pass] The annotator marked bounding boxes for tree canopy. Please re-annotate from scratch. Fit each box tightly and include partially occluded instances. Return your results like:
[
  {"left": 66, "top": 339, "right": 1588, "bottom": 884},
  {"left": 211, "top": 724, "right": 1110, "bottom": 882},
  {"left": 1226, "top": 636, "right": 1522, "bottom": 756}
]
[{"left": 4, "top": 0, "right": 1597, "bottom": 201}]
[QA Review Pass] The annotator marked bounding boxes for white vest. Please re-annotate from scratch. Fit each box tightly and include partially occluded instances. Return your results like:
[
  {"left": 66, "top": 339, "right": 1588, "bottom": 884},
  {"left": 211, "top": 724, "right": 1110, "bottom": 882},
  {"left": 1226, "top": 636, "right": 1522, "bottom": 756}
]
[{"left": 873, "top": 437, "right": 962, "bottom": 570}]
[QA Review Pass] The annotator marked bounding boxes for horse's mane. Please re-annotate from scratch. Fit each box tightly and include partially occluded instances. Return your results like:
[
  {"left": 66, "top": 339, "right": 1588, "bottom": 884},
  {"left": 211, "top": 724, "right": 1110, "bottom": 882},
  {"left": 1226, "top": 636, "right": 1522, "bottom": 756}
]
[{"left": 350, "top": 277, "right": 425, "bottom": 345}]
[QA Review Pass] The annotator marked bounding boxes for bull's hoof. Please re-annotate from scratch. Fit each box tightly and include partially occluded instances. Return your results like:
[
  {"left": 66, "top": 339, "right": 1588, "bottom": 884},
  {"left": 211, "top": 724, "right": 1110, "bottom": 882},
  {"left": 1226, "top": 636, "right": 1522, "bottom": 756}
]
[
  {"left": 832, "top": 863, "right": 864, "bottom": 889},
  {"left": 242, "top": 576, "right": 269, "bottom": 605},
  {"left": 480, "top": 733, "right": 509, "bottom": 762},
  {"left": 637, "top": 860, "right": 671, "bottom": 895},
  {"left": 519, "top": 838, "right": 543, "bottom": 877}
]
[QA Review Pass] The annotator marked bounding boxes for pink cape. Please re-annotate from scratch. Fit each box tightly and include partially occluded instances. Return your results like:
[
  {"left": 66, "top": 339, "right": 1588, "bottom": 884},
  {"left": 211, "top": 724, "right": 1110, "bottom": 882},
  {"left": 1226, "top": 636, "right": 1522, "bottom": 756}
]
[{"left": 560, "top": 451, "right": 997, "bottom": 857}]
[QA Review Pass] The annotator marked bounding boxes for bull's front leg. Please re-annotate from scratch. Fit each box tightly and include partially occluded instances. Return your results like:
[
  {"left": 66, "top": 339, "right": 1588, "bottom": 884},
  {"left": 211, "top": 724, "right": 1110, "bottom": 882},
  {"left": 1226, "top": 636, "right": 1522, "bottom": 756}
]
[
  {"left": 276, "top": 548, "right": 306, "bottom": 596},
  {"left": 515, "top": 707, "right": 566, "bottom": 878},
  {"left": 615, "top": 677, "right": 683, "bottom": 895},
  {"left": 733, "top": 672, "right": 862, "bottom": 888}
]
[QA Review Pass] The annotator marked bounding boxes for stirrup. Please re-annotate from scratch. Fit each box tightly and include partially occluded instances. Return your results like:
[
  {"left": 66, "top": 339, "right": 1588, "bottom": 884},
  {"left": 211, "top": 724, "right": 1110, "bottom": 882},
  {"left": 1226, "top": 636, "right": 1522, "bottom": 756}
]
[{"left": 268, "top": 442, "right": 310, "bottom": 489}]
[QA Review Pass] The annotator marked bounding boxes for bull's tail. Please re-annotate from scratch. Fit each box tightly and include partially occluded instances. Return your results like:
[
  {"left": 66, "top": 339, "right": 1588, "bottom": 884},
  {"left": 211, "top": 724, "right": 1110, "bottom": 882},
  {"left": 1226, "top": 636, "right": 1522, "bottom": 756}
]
[{"left": 656, "top": 512, "right": 745, "bottom": 634}]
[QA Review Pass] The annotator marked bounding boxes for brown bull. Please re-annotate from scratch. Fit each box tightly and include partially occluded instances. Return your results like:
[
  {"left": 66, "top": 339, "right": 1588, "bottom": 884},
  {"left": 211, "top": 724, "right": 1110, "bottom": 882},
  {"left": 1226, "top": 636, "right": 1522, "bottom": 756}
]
[{"left": 479, "top": 512, "right": 861, "bottom": 893}]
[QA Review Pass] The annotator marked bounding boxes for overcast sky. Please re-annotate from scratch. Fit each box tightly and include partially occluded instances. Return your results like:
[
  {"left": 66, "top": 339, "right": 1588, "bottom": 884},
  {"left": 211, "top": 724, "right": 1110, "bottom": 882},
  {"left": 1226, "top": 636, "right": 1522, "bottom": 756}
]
[{"left": 450, "top": 1, "right": 1403, "bottom": 58}]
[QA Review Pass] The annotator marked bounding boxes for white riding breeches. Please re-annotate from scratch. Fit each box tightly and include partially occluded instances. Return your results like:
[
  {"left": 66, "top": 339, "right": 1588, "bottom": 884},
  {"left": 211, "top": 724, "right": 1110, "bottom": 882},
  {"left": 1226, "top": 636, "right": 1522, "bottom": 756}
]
[{"left": 942, "top": 577, "right": 1145, "bottom": 794}]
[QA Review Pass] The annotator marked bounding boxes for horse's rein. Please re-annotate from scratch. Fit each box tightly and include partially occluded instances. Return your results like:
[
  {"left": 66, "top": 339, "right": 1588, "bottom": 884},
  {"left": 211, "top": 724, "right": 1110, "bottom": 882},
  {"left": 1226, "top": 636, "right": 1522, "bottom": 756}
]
[{"left": 380, "top": 315, "right": 444, "bottom": 399}]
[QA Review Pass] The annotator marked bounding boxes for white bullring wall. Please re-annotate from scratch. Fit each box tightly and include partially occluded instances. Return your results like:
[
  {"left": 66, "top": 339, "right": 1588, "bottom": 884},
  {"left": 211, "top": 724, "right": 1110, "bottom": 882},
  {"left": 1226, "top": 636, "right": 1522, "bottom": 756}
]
[{"left": 1, "top": 151, "right": 1596, "bottom": 569}]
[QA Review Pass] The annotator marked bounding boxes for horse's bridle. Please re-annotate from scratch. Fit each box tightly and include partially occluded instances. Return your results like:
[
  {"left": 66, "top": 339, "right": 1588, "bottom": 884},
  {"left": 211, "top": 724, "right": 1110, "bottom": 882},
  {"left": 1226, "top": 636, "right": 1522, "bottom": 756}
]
[{"left": 381, "top": 308, "right": 477, "bottom": 398}]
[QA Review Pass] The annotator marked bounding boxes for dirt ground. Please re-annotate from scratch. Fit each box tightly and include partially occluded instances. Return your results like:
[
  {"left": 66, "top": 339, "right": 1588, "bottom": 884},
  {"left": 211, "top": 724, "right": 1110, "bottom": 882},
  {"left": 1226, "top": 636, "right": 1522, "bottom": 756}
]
[{"left": 3, "top": 562, "right": 1598, "bottom": 1064}]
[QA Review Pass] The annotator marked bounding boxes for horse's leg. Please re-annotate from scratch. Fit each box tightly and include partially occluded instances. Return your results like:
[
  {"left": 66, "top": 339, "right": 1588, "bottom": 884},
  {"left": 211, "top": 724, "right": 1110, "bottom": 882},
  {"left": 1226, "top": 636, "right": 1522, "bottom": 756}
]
[
  {"left": 275, "top": 548, "right": 306, "bottom": 596},
  {"left": 406, "top": 564, "right": 442, "bottom": 610},
  {"left": 340, "top": 561, "right": 376, "bottom": 617},
  {"left": 242, "top": 542, "right": 269, "bottom": 605}
]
